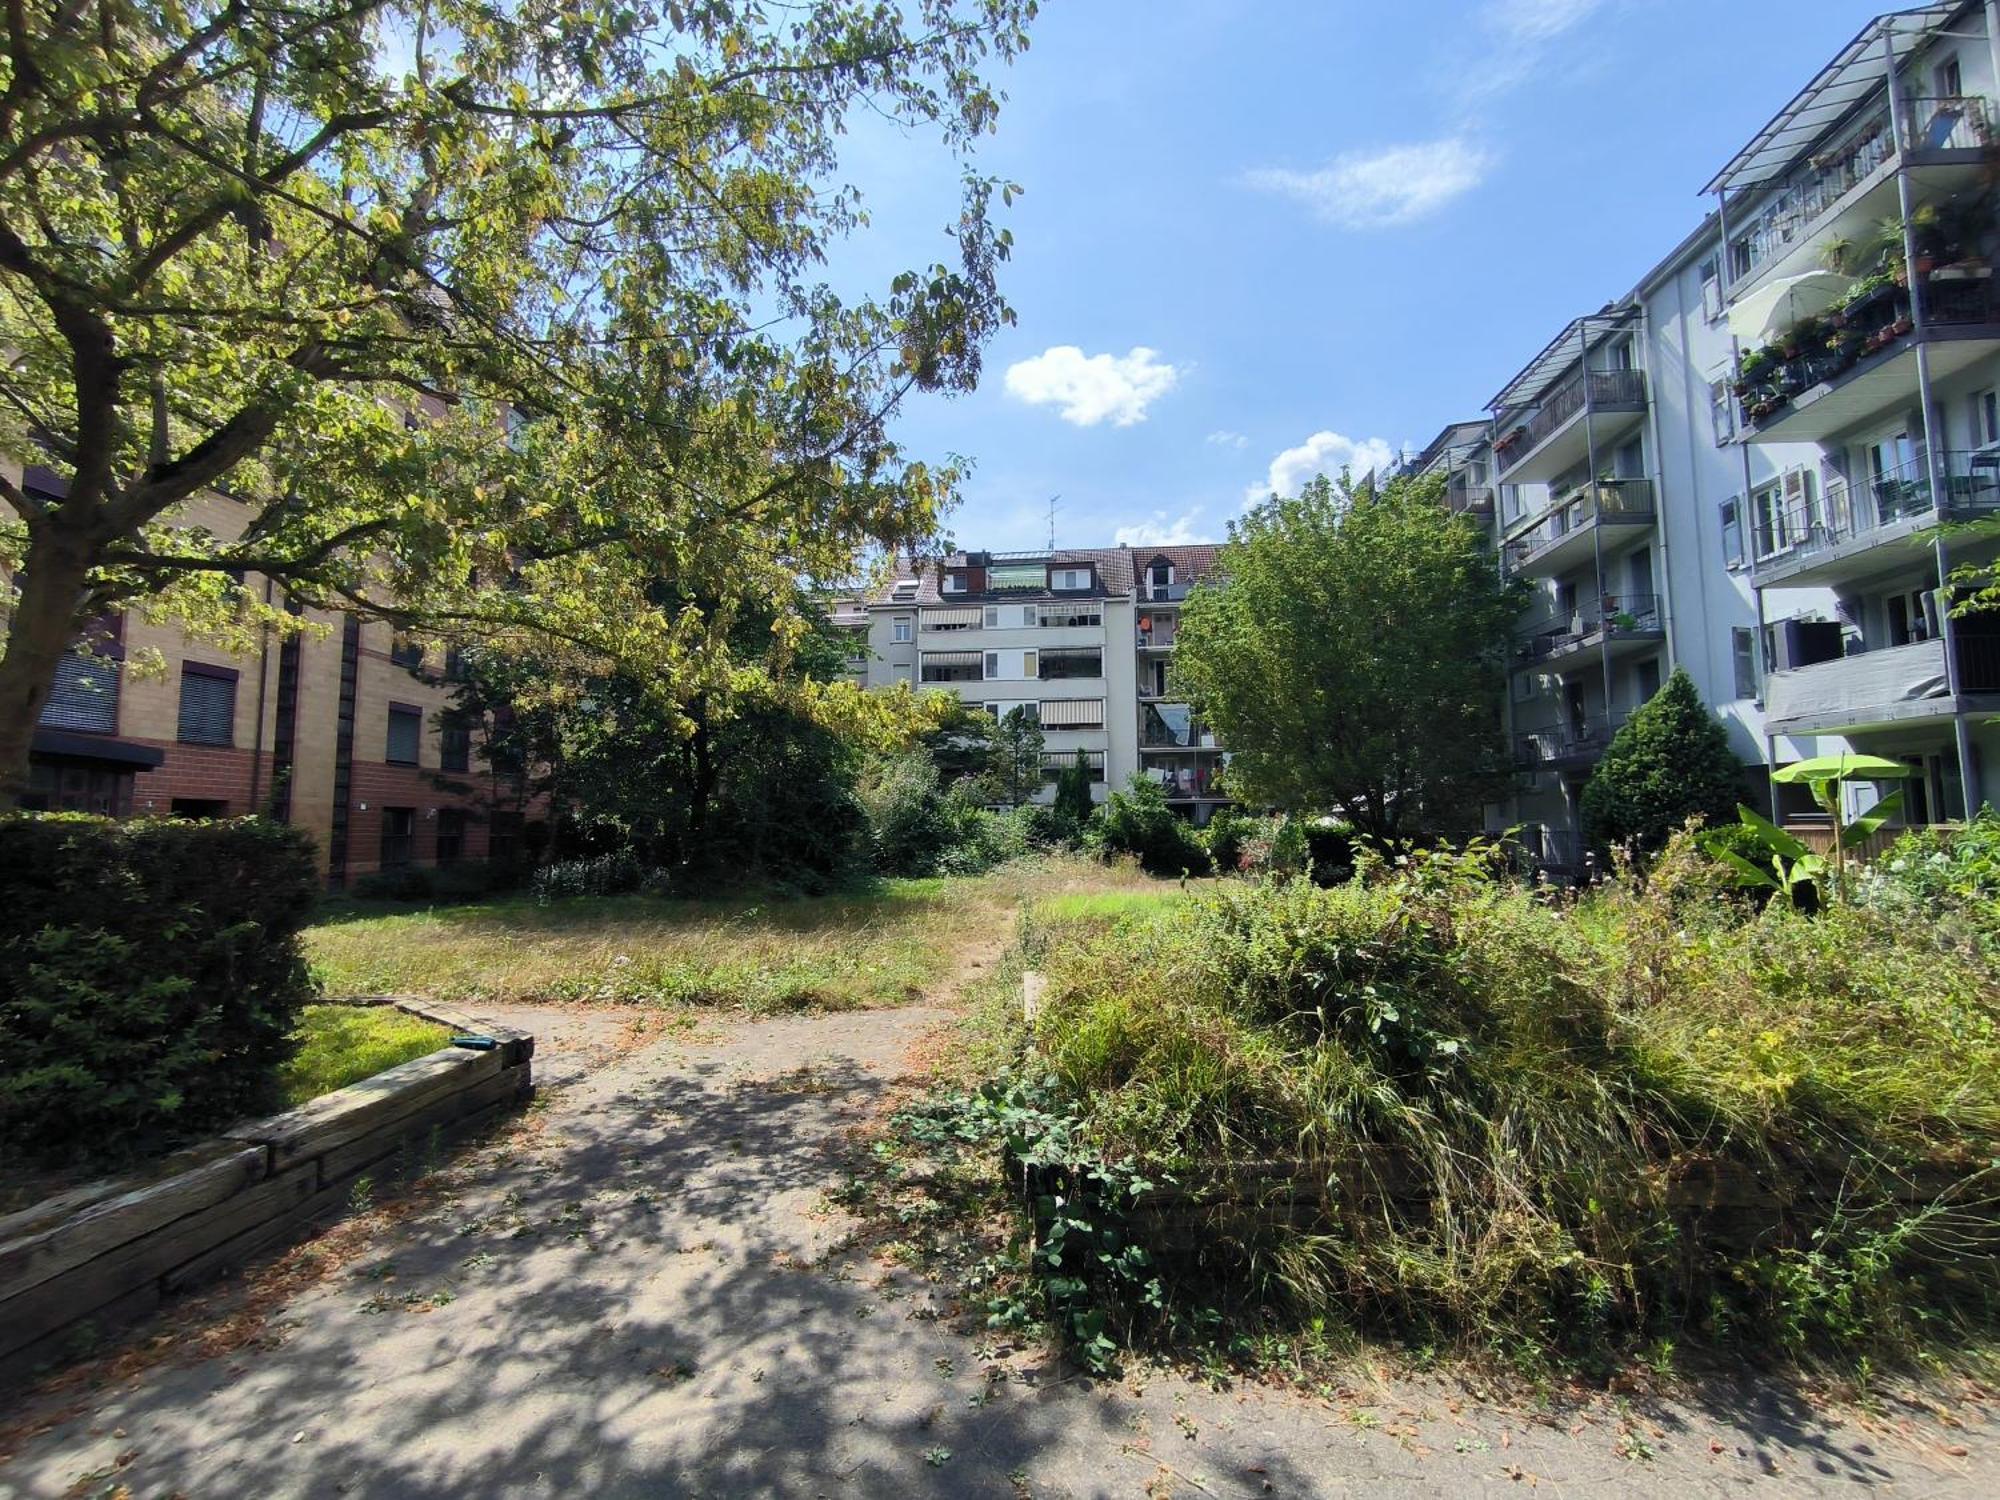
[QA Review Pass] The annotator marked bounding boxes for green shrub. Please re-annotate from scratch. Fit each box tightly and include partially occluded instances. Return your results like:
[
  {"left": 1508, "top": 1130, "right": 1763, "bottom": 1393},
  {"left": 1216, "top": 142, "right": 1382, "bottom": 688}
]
[
  {"left": 1085, "top": 775, "right": 1210, "bottom": 876},
  {"left": 0, "top": 814, "right": 321, "bottom": 1168},
  {"left": 995, "top": 832, "right": 2000, "bottom": 1367},
  {"left": 1199, "top": 808, "right": 1259, "bottom": 873},
  {"left": 1860, "top": 810, "right": 2000, "bottom": 949},
  {"left": 530, "top": 851, "right": 652, "bottom": 903},
  {"left": 1581, "top": 666, "right": 1745, "bottom": 853}
]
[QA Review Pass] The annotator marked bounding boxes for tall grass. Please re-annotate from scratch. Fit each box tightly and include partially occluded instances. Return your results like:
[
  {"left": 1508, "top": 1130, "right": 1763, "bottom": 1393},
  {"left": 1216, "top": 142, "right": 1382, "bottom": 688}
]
[{"left": 1013, "top": 836, "right": 2000, "bottom": 1365}]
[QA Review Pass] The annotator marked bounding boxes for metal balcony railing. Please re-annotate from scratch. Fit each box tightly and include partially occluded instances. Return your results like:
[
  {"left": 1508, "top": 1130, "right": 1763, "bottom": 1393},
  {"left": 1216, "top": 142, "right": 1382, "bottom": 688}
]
[
  {"left": 1515, "top": 594, "right": 1663, "bottom": 664},
  {"left": 1515, "top": 713, "right": 1625, "bottom": 768},
  {"left": 1501, "top": 370, "right": 1648, "bottom": 469},
  {"left": 1727, "top": 96, "right": 1991, "bottom": 286},
  {"left": 1447, "top": 475, "right": 1495, "bottom": 515},
  {"left": 1754, "top": 452, "right": 2000, "bottom": 571},
  {"left": 1502, "top": 477, "right": 1656, "bottom": 573}
]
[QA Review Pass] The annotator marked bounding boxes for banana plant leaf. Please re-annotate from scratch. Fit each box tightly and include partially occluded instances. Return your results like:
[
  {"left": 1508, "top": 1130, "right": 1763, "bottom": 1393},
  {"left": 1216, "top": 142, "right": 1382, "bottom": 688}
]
[{"left": 1772, "top": 754, "right": 1915, "bottom": 783}]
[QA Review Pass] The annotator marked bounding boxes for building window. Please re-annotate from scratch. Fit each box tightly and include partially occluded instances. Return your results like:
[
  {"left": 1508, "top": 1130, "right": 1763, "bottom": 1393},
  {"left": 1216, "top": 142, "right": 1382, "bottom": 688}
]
[
  {"left": 441, "top": 723, "right": 471, "bottom": 773},
  {"left": 1038, "top": 647, "right": 1099, "bottom": 680},
  {"left": 1708, "top": 378, "right": 1734, "bottom": 446},
  {"left": 1719, "top": 497, "right": 1745, "bottom": 570},
  {"left": 489, "top": 811, "right": 522, "bottom": 866},
  {"left": 1974, "top": 388, "right": 1999, "bottom": 448},
  {"left": 386, "top": 703, "right": 423, "bottom": 765},
  {"left": 170, "top": 797, "right": 227, "bottom": 820},
  {"left": 942, "top": 572, "right": 967, "bottom": 594},
  {"left": 1051, "top": 567, "right": 1091, "bottom": 591},
  {"left": 892, "top": 617, "right": 912, "bottom": 643},
  {"left": 1040, "top": 749, "right": 1105, "bottom": 782},
  {"left": 176, "top": 663, "right": 237, "bottom": 746},
  {"left": 1732, "top": 627, "right": 1758, "bottom": 699},
  {"left": 1699, "top": 256, "right": 1723, "bottom": 322},
  {"left": 380, "top": 807, "right": 415, "bottom": 870},
  {"left": 390, "top": 633, "right": 425, "bottom": 672},
  {"left": 436, "top": 808, "right": 466, "bottom": 864},
  {"left": 24, "top": 761, "right": 133, "bottom": 815},
  {"left": 40, "top": 635, "right": 122, "bottom": 734}
]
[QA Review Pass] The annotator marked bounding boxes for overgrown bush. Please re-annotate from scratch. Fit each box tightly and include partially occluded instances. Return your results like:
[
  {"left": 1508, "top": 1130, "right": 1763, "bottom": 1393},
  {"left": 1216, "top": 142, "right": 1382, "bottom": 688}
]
[
  {"left": 1085, "top": 775, "right": 1210, "bottom": 876},
  {"left": 1859, "top": 810, "right": 2000, "bottom": 950},
  {"left": 530, "top": 851, "right": 652, "bottom": 903},
  {"left": 1199, "top": 808, "right": 1259, "bottom": 873},
  {"left": 989, "top": 831, "right": 2000, "bottom": 1368},
  {"left": 858, "top": 752, "right": 1029, "bottom": 877},
  {"left": 0, "top": 814, "right": 321, "bottom": 1169}
]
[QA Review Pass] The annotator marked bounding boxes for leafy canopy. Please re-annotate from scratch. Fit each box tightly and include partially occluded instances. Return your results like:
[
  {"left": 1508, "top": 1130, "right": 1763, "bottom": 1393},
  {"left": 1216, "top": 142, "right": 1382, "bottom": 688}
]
[
  {"left": 1172, "top": 470, "right": 1523, "bottom": 840},
  {"left": 0, "top": 0, "right": 1036, "bottom": 802}
]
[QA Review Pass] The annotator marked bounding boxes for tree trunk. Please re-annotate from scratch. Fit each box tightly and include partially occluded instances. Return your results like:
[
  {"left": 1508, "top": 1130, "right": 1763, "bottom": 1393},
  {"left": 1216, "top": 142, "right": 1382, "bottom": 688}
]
[{"left": 0, "top": 531, "right": 94, "bottom": 810}]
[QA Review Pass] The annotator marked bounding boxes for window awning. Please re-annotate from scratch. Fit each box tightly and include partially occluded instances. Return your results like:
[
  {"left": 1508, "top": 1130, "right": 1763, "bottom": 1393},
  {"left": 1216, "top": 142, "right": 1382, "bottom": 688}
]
[
  {"left": 30, "top": 728, "right": 165, "bottom": 769},
  {"left": 921, "top": 606, "right": 981, "bottom": 627},
  {"left": 920, "top": 649, "right": 982, "bottom": 667},
  {"left": 1040, "top": 698, "right": 1104, "bottom": 727}
]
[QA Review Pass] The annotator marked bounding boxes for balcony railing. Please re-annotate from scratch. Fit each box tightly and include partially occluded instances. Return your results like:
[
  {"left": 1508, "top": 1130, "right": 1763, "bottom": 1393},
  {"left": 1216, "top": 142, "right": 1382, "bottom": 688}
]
[
  {"left": 1447, "top": 475, "right": 1495, "bottom": 516},
  {"left": 1725, "top": 97, "right": 1990, "bottom": 287},
  {"left": 1754, "top": 451, "right": 2000, "bottom": 572},
  {"left": 1515, "top": 713, "right": 1626, "bottom": 769},
  {"left": 1497, "top": 369, "right": 1648, "bottom": 470},
  {"left": 1135, "top": 622, "right": 1178, "bottom": 650},
  {"left": 1515, "top": 593, "right": 1663, "bottom": 664},
  {"left": 1737, "top": 274, "right": 1997, "bottom": 431},
  {"left": 1502, "top": 478, "right": 1656, "bottom": 573},
  {"left": 1142, "top": 581, "right": 1193, "bottom": 603}
]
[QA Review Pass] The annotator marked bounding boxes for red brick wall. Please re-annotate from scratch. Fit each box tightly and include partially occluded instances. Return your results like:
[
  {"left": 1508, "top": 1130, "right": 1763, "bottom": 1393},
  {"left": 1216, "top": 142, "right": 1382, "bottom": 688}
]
[
  {"left": 341, "top": 760, "right": 494, "bottom": 879},
  {"left": 130, "top": 743, "right": 275, "bottom": 817}
]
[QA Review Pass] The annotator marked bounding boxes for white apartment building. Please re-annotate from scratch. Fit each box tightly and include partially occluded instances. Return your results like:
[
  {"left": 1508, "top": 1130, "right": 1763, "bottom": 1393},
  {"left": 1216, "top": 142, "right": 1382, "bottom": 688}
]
[
  {"left": 849, "top": 546, "right": 1230, "bottom": 817},
  {"left": 1406, "top": 1, "right": 2000, "bottom": 869}
]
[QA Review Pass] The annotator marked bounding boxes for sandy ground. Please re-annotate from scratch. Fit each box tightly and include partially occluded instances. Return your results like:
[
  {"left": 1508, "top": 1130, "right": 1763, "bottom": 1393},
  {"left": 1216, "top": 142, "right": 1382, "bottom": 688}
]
[{"left": 2, "top": 997, "right": 1995, "bottom": 1499}]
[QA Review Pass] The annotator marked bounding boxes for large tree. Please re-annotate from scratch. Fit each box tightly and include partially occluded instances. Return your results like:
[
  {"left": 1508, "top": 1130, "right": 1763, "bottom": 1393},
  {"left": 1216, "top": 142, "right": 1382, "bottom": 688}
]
[
  {"left": 1173, "top": 470, "right": 1524, "bottom": 841},
  {"left": 0, "top": 0, "right": 1035, "bottom": 806}
]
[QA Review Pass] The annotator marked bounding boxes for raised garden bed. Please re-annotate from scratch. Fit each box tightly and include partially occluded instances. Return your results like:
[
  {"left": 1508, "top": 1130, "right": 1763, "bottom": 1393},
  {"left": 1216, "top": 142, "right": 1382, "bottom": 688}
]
[{"left": 0, "top": 997, "right": 532, "bottom": 1381}]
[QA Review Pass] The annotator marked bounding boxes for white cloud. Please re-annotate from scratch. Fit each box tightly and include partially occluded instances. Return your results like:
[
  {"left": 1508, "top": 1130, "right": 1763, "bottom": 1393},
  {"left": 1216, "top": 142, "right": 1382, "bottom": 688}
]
[
  {"left": 1244, "top": 139, "right": 1491, "bottom": 230},
  {"left": 1486, "top": 0, "right": 1602, "bottom": 44},
  {"left": 1003, "top": 345, "right": 1182, "bottom": 427},
  {"left": 1246, "top": 431, "right": 1398, "bottom": 506},
  {"left": 1114, "top": 510, "right": 1207, "bottom": 547},
  {"left": 1204, "top": 430, "right": 1248, "bottom": 450}
]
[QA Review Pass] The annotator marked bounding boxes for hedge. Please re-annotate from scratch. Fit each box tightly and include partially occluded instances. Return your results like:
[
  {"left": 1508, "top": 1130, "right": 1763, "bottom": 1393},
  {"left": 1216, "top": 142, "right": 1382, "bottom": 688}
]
[{"left": 0, "top": 814, "right": 321, "bottom": 1169}]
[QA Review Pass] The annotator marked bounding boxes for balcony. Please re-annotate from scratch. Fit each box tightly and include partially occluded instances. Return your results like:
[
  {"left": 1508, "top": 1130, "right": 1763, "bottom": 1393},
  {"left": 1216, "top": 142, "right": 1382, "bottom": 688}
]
[
  {"left": 1493, "top": 368, "right": 1648, "bottom": 484},
  {"left": 1737, "top": 275, "right": 2000, "bottom": 442},
  {"left": 1725, "top": 96, "right": 1994, "bottom": 296},
  {"left": 1135, "top": 618, "right": 1178, "bottom": 651},
  {"left": 1515, "top": 713, "right": 1626, "bottom": 770},
  {"left": 1763, "top": 637, "right": 1952, "bottom": 736},
  {"left": 1142, "top": 581, "right": 1194, "bottom": 604},
  {"left": 1141, "top": 703, "right": 1219, "bottom": 750},
  {"left": 1154, "top": 763, "right": 1224, "bottom": 800},
  {"left": 1501, "top": 478, "right": 1656, "bottom": 577},
  {"left": 1752, "top": 451, "right": 2000, "bottom": 588},
  {"left": 1446, "top": 472, "right": 1495, "bottom": 519},
  {"left": 1514, "top": 593, "right": 1664, "bottom": 670}
]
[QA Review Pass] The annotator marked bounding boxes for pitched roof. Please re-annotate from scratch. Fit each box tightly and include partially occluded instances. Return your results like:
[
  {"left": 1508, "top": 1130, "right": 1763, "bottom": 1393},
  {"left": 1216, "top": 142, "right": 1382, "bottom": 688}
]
[{"left": 863, "top": 543, "right": 1225, "bottom": 608}]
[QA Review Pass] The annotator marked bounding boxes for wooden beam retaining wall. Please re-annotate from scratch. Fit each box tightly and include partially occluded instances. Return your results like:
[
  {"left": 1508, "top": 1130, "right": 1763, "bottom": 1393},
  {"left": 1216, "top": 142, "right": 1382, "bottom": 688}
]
[{"left": 0, "top": 998, "right": 532, "bottom": 1382}]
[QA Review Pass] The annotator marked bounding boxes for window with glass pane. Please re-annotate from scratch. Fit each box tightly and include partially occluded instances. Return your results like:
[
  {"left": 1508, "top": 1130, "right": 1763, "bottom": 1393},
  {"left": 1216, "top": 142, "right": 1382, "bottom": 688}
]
[
  {"left": 1732, "top": 628, "right": 1758, "bottom": 699},
  {"left": 436, "top": 808, "right": 466, "bottom": 864},
  {"left": 380, "top": 807, "right": 415, "bottom": 869},
  {"left": 40, "top": 651, "right": 120, "bottom": 732},
  {"left": 386, "top": 704, "right": 422, "bottom": 764},
  {"left": 177, "top": 666, "right": 236, "bottom": 745},
  {"left": 441, "top": 724, "right": 470, "bottom": 772}
]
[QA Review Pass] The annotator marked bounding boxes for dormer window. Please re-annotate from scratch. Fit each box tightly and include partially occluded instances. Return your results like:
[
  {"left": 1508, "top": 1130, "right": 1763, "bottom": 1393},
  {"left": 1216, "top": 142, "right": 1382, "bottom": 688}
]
[
  {"left": 1051, "top": 567, "right": 1092, "bottom": 591},
  {"left": 891, "top": 577, "right": 919, "bottom": 602},
  {"left": 1147, "top": 559, "right": 1175, "bottom": 600},
  {"left": 942, "top": 571, "right": 967, "bottom": 594}
]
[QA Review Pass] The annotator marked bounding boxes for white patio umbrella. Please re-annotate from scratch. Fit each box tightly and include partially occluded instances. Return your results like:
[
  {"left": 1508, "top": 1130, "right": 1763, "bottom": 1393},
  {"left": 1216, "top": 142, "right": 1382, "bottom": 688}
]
[{"left": 1726, "top": 269, "right": 1855, "bottom": 346}]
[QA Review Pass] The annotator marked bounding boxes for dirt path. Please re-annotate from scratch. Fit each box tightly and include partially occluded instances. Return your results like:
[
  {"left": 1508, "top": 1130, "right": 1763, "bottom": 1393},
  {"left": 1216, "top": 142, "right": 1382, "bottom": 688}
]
[{"left": 3, "top": 999, "right": 1995, "bottom": 1498}]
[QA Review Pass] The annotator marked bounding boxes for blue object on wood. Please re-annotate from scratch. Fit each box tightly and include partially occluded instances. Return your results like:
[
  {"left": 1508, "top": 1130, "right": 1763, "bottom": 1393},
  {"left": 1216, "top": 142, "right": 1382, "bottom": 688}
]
[{"left": 451, "top": 1035, "right": 498, "bottom": 1051}]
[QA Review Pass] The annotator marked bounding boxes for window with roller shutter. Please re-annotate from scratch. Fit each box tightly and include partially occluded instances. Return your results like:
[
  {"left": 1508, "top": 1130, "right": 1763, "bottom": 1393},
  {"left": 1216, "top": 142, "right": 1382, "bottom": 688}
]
[
  {"left": 386, "top": 703, "right": 423, "bottom": 764},
  {"left": 177, "top": 664, "right": 237, "bottom": 746}
]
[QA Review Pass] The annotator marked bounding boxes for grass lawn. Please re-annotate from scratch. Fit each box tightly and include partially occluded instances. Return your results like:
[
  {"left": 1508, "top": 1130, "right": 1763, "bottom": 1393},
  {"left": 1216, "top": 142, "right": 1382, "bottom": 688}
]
[
  {"left": 306, "top": 857, "right": 1174, "bottom": 1013},
  {"left": 279, "top": 1005, "right": 452, "bottom": 1107}
]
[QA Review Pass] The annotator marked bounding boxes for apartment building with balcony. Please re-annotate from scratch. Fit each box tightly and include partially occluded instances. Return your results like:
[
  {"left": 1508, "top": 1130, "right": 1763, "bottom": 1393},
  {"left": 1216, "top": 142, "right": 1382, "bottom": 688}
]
[
  {"left": 1395, "top": 3, "right": 2000, "bottom": 865},
  {"left": 1708, "top": 2, "right": 2000, "bottom": 827},
  {"left": 5, "top": 459, "right": 505, "bottom": 887},
  {"left": 856, "top": 544, "right": 1229, "bottom": 817}
]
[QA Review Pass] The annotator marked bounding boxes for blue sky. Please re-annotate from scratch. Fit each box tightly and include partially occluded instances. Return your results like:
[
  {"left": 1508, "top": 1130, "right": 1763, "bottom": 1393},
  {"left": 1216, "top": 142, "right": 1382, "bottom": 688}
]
[{"left": 832, "top": 0, "right": 1897, "bottom": 552}]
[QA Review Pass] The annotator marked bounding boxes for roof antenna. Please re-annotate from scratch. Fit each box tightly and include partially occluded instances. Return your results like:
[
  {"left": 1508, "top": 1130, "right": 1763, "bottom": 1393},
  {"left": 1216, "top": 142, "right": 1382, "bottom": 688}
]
[{"left": 1047, "top": 494, "right": 1061, "bottom": 552}]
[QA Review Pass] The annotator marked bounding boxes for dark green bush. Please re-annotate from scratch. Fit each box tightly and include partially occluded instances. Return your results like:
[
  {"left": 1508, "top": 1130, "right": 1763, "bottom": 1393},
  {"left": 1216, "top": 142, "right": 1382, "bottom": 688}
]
[
  {"left": 1199, "top": 808, "right": 1259, "bottom": 873},
  {"left": 1581, "top": 666, "right": 1746, "bottom": 853},
  {"left": 1086, "top": 775, "right": 1210, "bottom": 876},
  {"left": 0, "top": 814, "right": 321, "bottom": 1168}
]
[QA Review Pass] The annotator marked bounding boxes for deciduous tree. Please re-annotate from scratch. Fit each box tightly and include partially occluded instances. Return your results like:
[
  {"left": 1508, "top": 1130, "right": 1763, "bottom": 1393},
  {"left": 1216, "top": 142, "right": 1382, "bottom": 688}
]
[
  {"left": 0, "top": 0, "right": 1036, "bottom": 805},
  {"left": 1173, "top": 471, "right": 1523, "bottom": 841}
]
